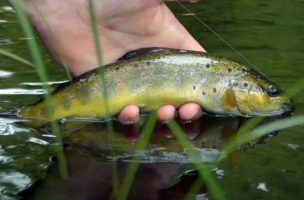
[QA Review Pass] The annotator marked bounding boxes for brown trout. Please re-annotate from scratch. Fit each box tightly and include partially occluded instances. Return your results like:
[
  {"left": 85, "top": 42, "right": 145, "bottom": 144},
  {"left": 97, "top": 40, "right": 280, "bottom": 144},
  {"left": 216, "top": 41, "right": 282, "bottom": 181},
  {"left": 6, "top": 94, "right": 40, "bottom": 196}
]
[{"left": 18, "top": 48, "right": 292, "bottom": 126}]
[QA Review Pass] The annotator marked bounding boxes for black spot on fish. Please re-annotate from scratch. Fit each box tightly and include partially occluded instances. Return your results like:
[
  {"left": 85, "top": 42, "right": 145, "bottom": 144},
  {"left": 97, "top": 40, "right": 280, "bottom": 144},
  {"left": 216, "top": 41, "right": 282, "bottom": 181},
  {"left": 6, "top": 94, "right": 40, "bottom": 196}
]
[
  {"left": 213, "top": 88, "right": 217, "bottom": 93},
  {"left": 228, "top": 68, "right": 232, "bottom": 73},
  {"left": 91, "top": 87, "right": 97, "bottom": 93},
  {"left": 206, "top": 64, "right": 210, "bottom": 68},
  {"left": 115, "top": 67, "right": 119, "bottom": 70},
  {"left": 193, "top": 85, "right": 196, "bottom": 90},
  {"left": 202, "top": 91, "right": 206, "bottom": 96},
  {"left": 243, "top": 82, "right": 248, "bottom": 88},
  {"left": 146, "top": 61, "right": 151, "bottom": 66},
  {"left": 216, "top": 72, "right": 221, "bottom": 77}
]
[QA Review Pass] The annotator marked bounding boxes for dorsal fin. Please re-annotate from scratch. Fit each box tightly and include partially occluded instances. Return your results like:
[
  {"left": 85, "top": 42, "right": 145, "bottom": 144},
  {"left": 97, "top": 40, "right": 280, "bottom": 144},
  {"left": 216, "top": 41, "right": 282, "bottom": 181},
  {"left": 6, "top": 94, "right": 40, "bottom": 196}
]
[{"left": 117, "top": 47, "right": 176, "bottom": 61}]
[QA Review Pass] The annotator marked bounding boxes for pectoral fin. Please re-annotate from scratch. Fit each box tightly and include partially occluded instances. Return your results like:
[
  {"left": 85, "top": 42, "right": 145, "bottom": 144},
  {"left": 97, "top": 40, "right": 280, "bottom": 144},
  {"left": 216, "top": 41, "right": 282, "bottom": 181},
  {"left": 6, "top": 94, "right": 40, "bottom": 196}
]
[
  {"left": 234, "top": 91, "right": 251, "bottom": 115},
  {"left": 222, "top": 89, "right": 237, "bottom": 110}
]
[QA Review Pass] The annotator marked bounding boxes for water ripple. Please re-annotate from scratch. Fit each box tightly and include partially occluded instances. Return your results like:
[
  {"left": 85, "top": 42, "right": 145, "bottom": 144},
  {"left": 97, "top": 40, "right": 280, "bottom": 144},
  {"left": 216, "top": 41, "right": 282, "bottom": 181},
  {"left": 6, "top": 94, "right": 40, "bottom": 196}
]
[
  {"left": 257, "top": 182, "right": 268, "bottom": 192},
  {"left": 0, "top": 172, "right": 31, "bottom": 193},
  {"left": 0, "top": 38, "right": 15, "bottom": 46},
  {"left": 0, "top": 19, "right": 8, "bottom": 23},
  {"left": 287, "top": 143, "right": 299, "bottom": 150},
  {"left": 21, "top": 80, "right": 69, "bottom": 86},
  {"left": 26, "top": 137, "right": 49, "bottom": 145},
  {"left": 0, "top": 88, "right": 46, "bottom": 95},
  {"left": 1, "top": 6, "right": 14, "bottom": 12},
  {"left": 0, "top": 150, "right": 14, "bottom": 164},
  {"left": 0, "top": 122, "right": 30, "bottom": 136},
  {"left": 0, "top": 70, "right": 13, "bottom": 78},
  {"left": 0, "top": 117, "right": 26, "bottom": 124}
]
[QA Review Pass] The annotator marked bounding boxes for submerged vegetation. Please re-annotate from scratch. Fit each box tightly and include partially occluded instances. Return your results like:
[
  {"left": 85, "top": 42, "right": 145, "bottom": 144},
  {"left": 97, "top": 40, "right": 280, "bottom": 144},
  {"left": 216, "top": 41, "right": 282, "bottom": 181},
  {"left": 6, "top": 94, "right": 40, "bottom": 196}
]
[{"left": 0, "top": 0, "right": 303, "bottom": 199}]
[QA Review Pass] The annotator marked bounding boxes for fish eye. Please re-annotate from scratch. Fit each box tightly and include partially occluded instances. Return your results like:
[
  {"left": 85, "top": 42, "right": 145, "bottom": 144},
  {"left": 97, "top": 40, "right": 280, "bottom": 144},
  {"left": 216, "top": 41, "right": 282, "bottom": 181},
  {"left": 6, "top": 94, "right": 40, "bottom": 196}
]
[{"left": 267, "top": 85, "right": 280, "bottom": 97}]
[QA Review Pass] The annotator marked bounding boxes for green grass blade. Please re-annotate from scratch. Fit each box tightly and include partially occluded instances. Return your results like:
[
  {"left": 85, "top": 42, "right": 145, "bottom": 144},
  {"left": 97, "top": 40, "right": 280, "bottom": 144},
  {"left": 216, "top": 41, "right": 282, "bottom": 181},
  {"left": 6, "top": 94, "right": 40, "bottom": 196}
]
[
  {"left": 220, "top": 117, "right": 263, "bottom": 154},
  {"left": 87, "top": 0, "right": 119, "bottom": 192},
  {"left": 236, "top": 117, "right": 263, "bottom": 135},
  {"left": 117, "top": 111, "right": 158, "bottom": 200},
  {"left": 88, "top": 0, "right": 103, "bottom": 67},
  {"left": 0, "top": 48, "right": 35, "bottom": 67},
  {"left": 222, "top": 115, "right": 304, "bottom": 154},
  {"left": 10, "top": 0, "right": 68, "bottom": 178},
  {"left": 167, "top": 120, "right": 226, "bottom": 200},
  {"left": 184, "top": 177, "right": 204, "bottom": 200},
  {"left": 87, "top": 0, "right": 112, "bottom": 123}
]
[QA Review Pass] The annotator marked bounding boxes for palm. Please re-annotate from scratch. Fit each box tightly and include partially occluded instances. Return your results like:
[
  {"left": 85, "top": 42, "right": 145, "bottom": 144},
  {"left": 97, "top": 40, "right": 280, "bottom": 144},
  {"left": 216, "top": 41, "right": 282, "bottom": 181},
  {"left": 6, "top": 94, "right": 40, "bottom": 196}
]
[{"left": 26, "top": 0, "right": 203, "bottom": 75}]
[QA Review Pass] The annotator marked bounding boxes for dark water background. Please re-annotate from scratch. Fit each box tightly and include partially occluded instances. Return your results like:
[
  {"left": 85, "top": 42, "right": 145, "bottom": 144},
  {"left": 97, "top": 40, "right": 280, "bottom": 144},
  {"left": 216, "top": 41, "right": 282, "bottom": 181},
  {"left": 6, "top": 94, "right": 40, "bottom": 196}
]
[{"left": 0, "top": 0, "right": 303, "bottom": 199}]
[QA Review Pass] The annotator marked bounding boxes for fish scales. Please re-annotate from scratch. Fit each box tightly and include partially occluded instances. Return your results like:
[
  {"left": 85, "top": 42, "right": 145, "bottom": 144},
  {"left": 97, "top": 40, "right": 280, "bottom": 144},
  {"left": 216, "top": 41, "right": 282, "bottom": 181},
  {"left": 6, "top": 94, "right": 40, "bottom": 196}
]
[{"left": 18, "top": 48, "right": 291, "bottom": 127}]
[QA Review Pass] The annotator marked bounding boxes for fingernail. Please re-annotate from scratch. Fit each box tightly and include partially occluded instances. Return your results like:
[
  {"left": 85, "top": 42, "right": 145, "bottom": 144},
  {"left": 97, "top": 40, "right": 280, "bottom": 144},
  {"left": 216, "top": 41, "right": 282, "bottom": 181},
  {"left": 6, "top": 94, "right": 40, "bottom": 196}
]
[
  {"left": 189, "top": 108, "right": 203, "bottom": 120},
  {"left": 119, "top": 115, "right": 139, "bottom": 125}
]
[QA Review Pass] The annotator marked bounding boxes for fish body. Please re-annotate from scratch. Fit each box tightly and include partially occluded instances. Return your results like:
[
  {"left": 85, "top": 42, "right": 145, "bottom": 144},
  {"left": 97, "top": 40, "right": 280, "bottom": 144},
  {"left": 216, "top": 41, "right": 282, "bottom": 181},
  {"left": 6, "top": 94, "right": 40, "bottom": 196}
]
[{"left": 19, "top": 48, "right": 291, "bottom": 126}]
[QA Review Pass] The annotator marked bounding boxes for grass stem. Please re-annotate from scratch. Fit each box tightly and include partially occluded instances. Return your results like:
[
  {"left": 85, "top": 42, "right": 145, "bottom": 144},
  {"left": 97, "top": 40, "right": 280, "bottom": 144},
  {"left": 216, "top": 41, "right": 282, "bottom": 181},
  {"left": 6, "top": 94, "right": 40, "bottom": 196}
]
[
  {"left": 117, "top": 111, "right": 157, "bottom": 200},
  {"left": 167, "top": 120, "right": 226, "bottom": 200},
  {"left": 10, "top": 0, "right": 68, "bottom": 179}
]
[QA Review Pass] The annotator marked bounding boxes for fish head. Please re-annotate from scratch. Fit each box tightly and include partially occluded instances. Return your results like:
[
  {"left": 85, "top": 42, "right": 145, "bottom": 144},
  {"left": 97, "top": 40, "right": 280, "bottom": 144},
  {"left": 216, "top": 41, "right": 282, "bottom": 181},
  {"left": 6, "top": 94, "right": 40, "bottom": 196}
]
[{"left": 232, "top": 74, "right": 292, "bottom": 116}]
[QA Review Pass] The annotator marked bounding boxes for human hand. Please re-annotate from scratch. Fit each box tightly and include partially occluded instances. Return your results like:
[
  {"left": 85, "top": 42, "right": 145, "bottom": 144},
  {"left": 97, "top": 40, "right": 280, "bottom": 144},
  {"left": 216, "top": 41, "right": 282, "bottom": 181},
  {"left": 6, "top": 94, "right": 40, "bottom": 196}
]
[{"left": 23, "top": 0, "right": 205, "bottom": 124}]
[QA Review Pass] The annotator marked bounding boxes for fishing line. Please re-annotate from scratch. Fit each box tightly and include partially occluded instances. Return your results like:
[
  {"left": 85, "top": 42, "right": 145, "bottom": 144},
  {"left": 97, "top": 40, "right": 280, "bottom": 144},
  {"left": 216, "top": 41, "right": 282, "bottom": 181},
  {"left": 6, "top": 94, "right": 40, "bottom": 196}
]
[{"left": 174, "top": 0, "right": 269, "bottom": 78}]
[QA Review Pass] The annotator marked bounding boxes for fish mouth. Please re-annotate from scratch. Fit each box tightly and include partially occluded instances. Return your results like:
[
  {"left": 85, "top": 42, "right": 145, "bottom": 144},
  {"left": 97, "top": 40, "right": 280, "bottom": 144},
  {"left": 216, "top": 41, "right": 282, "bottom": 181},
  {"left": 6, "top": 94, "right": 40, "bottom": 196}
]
[
  {"left": 245, "top": 103, "right": 293, "bottom": 117},
  {"left": 282, "top": 103, "right": 293, "bottom": 113}
]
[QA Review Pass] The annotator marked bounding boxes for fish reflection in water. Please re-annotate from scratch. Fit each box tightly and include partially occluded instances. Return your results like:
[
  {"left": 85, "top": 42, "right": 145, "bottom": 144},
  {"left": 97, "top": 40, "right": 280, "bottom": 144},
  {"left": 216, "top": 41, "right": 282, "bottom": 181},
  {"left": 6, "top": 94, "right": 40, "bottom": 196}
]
[
  {"left": 60, "top": 116, "right": 241, "bottom": 163},
  {"left": 22, "top": 116, "right": 280, "bottom": 200}
]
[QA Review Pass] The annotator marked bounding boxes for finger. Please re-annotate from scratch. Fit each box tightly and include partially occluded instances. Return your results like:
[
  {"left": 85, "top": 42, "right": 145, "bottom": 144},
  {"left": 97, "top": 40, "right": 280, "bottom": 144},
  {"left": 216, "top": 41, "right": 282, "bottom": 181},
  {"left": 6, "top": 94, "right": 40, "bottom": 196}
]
[
  {"left": 118, "top": 105, "right": 140, "bottom": 124},
  {"left": 157, "top": 105, "right": 176, "bottom": 121},
  {"left": 178, "top": 103, "right": 202, "bottom": 120}
]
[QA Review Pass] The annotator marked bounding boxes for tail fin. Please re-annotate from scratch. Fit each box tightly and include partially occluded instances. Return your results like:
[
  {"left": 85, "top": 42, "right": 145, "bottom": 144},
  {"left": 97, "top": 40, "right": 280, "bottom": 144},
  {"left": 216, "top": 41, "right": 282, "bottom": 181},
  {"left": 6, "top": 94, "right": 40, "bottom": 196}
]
[
  {"left": 0, "top": 108, "right": 33, "bottom": 125},
  {"left": 0, "top": 108, "right": 20, "bottom": 116}
]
